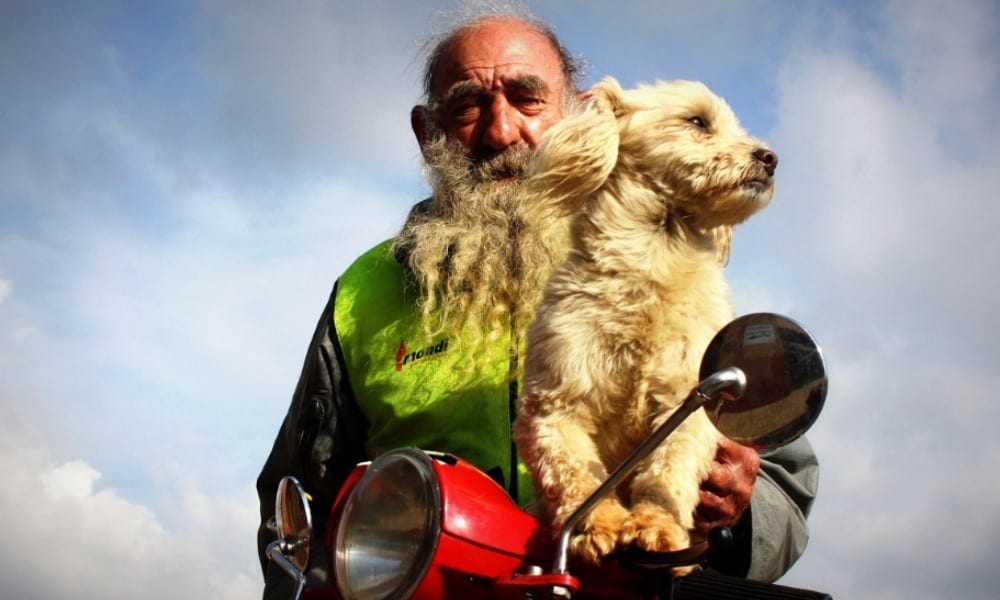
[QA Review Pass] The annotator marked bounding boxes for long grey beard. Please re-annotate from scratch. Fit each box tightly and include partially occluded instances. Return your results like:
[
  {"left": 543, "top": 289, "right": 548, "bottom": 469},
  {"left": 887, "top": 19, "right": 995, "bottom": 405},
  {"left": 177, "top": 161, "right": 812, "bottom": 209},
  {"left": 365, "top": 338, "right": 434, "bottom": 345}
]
[{"left": 394, "top": 134, "right": 569, "bottom": 344}]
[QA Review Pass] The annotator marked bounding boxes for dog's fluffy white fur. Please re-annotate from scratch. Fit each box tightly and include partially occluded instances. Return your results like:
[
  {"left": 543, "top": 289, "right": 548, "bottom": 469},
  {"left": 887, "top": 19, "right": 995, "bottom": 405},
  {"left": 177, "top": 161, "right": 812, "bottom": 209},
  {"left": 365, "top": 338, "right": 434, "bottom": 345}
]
[{"left": 514, "top": 77, "right": 777, "bottom": 565}]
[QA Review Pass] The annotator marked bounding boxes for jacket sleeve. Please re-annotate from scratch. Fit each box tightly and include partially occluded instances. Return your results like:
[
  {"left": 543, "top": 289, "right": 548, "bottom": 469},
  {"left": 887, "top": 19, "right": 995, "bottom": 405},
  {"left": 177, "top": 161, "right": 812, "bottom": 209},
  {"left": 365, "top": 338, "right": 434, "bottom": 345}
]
[
  {"left": 705, "top": 435, "right": 819, "bottom": 582},
  {"left": 747, "top": 435, "right": 819, "bottom": 582},
  {"left": 256, "top": 283, "right": 369, "bottom": 598}
]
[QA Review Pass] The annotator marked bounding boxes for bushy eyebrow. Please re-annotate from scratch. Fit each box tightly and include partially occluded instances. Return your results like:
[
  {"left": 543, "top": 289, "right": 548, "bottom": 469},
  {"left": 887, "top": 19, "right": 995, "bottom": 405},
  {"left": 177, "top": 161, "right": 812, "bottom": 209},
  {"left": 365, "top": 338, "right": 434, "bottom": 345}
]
[
  {"left": 506, "top": 74, "right": 550, "bottom": 95},
  {"left": 441, "top": 74, "right": 551, "bottom": 105}
]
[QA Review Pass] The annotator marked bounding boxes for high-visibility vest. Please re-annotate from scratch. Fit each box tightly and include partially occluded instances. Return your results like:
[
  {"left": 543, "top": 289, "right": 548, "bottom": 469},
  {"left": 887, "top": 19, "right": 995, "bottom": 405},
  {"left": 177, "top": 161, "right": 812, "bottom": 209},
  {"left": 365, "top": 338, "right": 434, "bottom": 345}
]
[{"left": 334, "top": 239, "right": 535, "bottom": 506}]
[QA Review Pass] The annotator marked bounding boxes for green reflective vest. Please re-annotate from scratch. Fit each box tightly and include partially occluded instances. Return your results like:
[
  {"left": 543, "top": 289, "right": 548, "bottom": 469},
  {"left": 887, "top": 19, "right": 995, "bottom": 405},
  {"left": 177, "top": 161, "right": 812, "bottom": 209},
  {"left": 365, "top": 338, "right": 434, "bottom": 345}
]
[{"left": 333, "top": 239, "right": 535, "bottom": 506}]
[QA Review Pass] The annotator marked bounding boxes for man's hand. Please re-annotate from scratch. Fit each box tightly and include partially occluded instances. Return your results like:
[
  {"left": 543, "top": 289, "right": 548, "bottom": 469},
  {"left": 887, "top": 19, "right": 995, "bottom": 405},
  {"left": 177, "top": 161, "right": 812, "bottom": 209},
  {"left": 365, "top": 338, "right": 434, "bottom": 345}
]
[{"left": 694, "top": 436, "right": 760, "bottom": 537}]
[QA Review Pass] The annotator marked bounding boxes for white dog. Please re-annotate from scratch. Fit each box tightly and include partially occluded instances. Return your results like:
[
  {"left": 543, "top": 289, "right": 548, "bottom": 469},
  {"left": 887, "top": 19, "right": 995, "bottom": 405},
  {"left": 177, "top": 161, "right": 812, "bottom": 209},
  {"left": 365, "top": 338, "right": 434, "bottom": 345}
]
[{"left": 514, "top": 77, "right": 777, "bottom": 566}]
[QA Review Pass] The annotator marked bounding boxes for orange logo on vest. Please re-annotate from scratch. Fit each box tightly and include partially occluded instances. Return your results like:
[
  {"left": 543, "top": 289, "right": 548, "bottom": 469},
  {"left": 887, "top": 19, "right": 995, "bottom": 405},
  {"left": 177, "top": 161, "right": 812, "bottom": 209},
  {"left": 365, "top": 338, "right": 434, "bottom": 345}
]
[{"left": 394, "top": 338, "right": 449, "bottom": 371}]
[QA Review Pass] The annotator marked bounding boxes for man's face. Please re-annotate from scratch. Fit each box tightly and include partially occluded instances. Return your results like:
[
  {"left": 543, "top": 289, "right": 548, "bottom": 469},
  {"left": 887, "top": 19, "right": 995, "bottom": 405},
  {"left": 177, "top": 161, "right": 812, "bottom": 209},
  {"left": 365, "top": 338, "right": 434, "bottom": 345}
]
[
  {"left": 417, "top": 18, "right": 568, "bottom": 161},
  {"left": 398, "top": 18, "right": 574, "bottom": 346}
]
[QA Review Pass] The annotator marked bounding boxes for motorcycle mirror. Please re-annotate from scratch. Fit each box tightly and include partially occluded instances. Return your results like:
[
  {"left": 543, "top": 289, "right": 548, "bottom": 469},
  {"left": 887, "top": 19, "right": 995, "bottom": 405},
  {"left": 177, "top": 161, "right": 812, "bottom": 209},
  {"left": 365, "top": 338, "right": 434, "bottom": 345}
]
[
  {"left": 275, "top": 476, "right": 312, "bottom": 572},
  {"left": 699, "top": 313, "right": 827, "bottom": 449}
]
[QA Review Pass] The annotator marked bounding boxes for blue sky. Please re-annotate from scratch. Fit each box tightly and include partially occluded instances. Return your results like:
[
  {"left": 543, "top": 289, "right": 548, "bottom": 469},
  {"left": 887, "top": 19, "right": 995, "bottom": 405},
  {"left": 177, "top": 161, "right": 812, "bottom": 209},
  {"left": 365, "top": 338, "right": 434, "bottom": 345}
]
[{"left": 2, "top": 1, "right": 999, "bottom": 598}]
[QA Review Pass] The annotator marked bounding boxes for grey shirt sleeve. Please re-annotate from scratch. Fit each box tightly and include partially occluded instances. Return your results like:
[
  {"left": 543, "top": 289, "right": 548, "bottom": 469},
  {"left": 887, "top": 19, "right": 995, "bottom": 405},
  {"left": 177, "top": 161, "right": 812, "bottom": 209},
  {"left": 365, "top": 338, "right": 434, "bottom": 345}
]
[{"left": 747, "top": 436, "right": 820, "bottom": 582}]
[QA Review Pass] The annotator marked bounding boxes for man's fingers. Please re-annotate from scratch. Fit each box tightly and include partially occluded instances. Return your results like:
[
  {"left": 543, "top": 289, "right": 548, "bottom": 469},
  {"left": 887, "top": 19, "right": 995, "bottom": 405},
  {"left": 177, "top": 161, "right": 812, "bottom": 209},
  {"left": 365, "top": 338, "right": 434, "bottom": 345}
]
[
  {"left": 701, "top": 461, "right": 738, "bottom": 495},
  {"left": 694, "top": 492, "right": 731, "bottom": 535},
  {"left": 694, "top": 437, "right": 761, "bottom": 533}
]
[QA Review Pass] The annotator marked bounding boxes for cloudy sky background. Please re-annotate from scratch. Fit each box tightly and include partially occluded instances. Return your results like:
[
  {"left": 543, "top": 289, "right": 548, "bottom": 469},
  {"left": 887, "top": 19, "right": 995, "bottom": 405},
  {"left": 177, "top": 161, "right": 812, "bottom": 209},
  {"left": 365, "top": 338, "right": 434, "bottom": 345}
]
[{"left": 2, "top": 1, "right": 998, "bottom": 598}]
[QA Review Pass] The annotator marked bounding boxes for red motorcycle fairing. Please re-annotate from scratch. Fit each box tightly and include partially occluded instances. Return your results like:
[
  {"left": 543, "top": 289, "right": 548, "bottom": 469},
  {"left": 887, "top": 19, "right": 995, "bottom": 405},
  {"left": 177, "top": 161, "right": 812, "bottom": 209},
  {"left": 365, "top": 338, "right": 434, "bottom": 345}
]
[
  {"left": 396, "top": 452, "right": 556, "bottom": 598},
  {"left": 320, "top": 452, "right": 659, "bottom": 600}
]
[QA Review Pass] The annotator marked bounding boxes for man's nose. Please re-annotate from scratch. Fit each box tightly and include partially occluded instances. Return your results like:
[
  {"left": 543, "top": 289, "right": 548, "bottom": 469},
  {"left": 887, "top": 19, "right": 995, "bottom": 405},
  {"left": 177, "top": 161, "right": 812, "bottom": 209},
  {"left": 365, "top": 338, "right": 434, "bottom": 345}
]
[{"left": 480, "top": 96, "right": 522, "bottom": 150}]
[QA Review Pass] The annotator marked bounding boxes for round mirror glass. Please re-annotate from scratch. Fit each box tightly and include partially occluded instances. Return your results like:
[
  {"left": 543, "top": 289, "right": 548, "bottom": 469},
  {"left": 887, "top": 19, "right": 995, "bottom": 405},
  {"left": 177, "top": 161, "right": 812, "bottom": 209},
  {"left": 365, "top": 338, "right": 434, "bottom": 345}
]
[
  {"left": 699, "top": 313, "right": 827, "bottom": 449},
  {"left": 275, "top": 476, "right": 312, "bottom": 572}
]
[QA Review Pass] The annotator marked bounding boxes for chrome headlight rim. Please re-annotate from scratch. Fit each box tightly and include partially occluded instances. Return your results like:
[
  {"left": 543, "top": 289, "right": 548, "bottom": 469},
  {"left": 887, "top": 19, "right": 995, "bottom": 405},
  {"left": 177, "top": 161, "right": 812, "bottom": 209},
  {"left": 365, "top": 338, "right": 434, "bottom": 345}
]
[{"left": 334, "top": 448, "right": 442, "bottom": 600}]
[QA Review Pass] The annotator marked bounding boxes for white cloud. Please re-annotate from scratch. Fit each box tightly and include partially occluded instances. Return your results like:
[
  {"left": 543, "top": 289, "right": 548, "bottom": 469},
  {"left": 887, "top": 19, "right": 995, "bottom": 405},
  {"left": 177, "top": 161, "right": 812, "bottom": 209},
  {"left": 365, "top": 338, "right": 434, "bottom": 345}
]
[
  {"left": 2, "top": 1, "right": 1000, "bottom": 599},
  {"left": 0, "top": 418, "right": 261, "bottom": 600},
  {"left": 0, "top": 165, "right": 412, "bottom": 505},
  {"left": 881, "top": 0, "right": 999, "bottom": 137},
  {"left": 193, "top": 0, "right": 430, "bottom": 180},
  {"left": 39, "top": 459, "right": 105, "bottom": 501},
  {"left": 765, "top": 2, "right": 1000, "bottom": 598}
]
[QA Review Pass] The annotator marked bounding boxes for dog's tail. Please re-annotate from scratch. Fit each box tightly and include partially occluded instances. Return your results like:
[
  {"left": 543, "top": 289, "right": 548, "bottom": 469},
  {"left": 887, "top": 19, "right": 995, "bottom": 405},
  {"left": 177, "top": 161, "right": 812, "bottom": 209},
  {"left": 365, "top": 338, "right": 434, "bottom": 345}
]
[{"left": 526, "top": 77, "right": 627, "bottom": 217}]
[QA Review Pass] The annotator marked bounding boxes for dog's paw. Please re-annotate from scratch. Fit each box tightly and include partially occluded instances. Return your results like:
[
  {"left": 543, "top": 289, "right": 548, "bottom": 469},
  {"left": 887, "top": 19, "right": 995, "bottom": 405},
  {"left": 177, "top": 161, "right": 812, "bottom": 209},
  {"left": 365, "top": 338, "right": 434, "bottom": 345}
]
[
  {"left": 567, "top": 499, "right": 629, "bottom": 564},
  {"left": 619, "top": 502, "right": 689, "bottom": 553}
]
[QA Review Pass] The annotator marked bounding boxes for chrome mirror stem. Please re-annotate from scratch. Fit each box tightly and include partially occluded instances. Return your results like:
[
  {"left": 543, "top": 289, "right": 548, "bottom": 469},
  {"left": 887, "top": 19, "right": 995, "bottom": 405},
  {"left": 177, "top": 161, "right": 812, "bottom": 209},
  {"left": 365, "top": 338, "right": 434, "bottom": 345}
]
[
  {"left": 266, "top": 539, "right": 306, "bottom": 600},
  {"left": 552, "top": 367, "right": 746, "bottom": 575}
]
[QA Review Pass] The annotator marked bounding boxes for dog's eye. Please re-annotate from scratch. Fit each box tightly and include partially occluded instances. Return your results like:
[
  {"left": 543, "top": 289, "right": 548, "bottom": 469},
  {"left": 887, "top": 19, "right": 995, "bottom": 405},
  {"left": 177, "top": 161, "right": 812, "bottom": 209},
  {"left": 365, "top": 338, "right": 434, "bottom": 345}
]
[{"left": 687, "top": 116, "right": 710, "bottom": 130}]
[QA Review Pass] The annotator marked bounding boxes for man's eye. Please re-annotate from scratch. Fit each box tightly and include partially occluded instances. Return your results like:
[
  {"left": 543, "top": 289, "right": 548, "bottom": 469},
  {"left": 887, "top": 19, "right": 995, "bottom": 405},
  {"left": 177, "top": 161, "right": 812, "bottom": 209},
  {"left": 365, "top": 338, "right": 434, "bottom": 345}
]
[
  {"left": 452, "top": 102, "right": 479, "bottom": 118},
  {"left": 687, "top": 116, "right": 709, "bottom": 129},
  {"left": 519, "top": 94, "right": 547, "bottom": 107},
  {"left": 512, "top": 96, "right": 545, "bottom": 114}
]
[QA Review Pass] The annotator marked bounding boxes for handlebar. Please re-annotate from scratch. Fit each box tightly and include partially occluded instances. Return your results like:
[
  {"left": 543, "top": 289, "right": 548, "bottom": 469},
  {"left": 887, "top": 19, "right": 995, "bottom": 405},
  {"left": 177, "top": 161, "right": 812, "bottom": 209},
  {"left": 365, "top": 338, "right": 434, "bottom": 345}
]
[{"left": 553, "top": 367, "right": 747, "bottom": 574}]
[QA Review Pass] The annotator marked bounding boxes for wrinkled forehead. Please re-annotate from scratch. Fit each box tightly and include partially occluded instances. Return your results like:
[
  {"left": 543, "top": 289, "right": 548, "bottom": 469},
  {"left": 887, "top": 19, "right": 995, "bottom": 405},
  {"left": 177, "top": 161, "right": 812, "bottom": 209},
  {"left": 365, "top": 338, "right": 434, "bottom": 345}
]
[{"left": 429, "top": 19, "right": 566, "bottom": 99}]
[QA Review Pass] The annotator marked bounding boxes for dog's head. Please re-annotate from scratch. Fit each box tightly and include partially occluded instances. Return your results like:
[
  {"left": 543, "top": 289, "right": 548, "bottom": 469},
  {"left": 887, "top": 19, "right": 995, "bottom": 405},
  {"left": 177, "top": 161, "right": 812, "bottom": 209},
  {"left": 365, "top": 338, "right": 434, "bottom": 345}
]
[{"left": 528, "top": 77, "right": 776, "bottom": 261}]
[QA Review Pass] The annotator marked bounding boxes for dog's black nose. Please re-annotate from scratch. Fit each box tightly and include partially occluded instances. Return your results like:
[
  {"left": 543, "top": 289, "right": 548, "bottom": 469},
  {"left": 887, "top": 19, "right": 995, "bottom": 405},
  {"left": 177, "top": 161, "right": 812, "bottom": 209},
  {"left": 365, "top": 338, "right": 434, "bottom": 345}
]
[{"left": 753, "top": 148, "right": 778, "bottom": 176}]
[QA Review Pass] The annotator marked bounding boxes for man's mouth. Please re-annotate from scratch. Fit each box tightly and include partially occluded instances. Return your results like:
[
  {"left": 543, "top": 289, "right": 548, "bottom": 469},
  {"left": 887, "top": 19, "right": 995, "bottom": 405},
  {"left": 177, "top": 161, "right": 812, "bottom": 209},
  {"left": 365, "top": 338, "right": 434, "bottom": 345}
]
[
  {"left": 475, "top": 158, "right": 528, "bottom": 182},
  {"left": 471, "top": 144, "right": 532, "bottom": 182},
  {"left": 489, "top": 167, "right": 523, "bottom": 181}
]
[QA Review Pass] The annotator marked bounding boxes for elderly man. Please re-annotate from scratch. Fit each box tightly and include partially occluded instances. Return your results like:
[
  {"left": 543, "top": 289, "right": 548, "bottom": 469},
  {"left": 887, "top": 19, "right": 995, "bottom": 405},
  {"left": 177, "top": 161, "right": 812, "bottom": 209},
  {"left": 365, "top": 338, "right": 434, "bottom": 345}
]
[{"left": 257, "top": 9, "right": 818, "bottom": 597}]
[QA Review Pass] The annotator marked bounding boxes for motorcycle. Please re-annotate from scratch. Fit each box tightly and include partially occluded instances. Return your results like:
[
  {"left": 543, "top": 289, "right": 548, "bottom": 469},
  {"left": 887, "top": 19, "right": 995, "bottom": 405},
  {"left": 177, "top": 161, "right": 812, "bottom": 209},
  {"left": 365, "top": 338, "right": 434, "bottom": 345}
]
[{"left": 267, "top": 313, "right": 832, "bottom": 599}]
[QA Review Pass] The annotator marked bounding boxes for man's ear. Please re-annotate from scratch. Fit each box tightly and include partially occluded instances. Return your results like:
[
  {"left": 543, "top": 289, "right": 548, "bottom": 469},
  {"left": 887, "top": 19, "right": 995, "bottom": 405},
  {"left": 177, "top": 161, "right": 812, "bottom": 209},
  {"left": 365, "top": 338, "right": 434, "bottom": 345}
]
[{"left": 411, "top": 105, "right": 430, "bottom": 154}]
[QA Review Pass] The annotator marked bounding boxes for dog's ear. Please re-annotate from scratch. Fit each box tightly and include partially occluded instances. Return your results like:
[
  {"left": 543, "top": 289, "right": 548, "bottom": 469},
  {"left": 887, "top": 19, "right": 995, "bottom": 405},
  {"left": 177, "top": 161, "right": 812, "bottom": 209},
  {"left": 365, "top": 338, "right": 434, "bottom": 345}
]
[
  {"left": 526, "top": 77, "right": 625, "bottom": 216},
  {"left": 589, "top": 76, "right": 628, "bottom": 118}
]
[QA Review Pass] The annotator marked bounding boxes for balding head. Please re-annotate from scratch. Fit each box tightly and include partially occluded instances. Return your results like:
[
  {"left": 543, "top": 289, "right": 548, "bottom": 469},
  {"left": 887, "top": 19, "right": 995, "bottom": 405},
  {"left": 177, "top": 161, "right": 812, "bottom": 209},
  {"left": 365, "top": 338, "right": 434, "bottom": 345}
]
[
  {"left": 421, "top": 13, "right": 583, "bottom": 104},
  {"left": 412, "top": 14, "right": 583, "bottom": 157}
]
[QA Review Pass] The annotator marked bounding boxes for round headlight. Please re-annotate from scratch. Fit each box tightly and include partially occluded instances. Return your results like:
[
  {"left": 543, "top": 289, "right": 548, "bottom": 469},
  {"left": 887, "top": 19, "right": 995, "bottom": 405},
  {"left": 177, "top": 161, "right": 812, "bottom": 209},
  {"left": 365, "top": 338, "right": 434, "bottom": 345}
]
[{"left": 334, "top": 449, "right": 441, "bottom": 600}]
